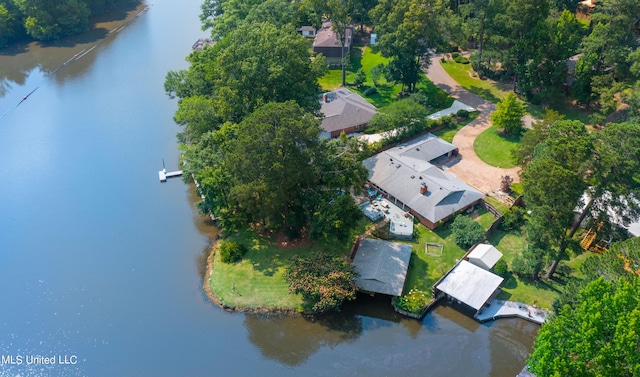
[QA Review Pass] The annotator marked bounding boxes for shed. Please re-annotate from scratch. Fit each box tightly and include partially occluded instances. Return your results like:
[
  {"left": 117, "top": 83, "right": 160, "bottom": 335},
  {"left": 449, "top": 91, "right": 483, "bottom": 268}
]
[
  {"left": 435, "top": 260, "right": 503, "bottom": 312},
  {"left": 352, "top": 238, "right": 412, "bottom": 296},
  {"left": 467, "top": 244, "right": 503, "bottom": 271}
]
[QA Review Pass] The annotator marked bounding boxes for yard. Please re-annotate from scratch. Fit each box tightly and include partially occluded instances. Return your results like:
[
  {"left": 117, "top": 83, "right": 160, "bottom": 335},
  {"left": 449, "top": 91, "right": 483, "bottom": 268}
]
[
  {"left": 488, "top": 225, "right": 591, "bottom": 309},
  {"left": 319, "top": 45, "right": 452, "bottom": 110},
  {"left": 440, "top": 58, "right": 509, "bottom": 103},
  {"left": 473, "top": 125, "right": 520, "bottom": 168},
  {"left": 440, "top": 57, "right": 592, "bottom": 123},
  {"left": 208, "top": 220, "right": 370, "bottom": 311}
]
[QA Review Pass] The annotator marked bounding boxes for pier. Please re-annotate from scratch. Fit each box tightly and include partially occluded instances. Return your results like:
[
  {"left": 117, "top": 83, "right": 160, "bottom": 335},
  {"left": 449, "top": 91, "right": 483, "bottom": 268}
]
[{"left": 159, "top": 168, "right": 182, "bottom": 182}]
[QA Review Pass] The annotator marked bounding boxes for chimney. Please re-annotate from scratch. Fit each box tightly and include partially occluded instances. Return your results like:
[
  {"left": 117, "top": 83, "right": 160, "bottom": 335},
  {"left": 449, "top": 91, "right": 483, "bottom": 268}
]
[
  {"left": 323, "top": 93, "right": 328, "bottom": 103},
  {"left": 420, "top": 183, "right": 428, "bottom": 195}
]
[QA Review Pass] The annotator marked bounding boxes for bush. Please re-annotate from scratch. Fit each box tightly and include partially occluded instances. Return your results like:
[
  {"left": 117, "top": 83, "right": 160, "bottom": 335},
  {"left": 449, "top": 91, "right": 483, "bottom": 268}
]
[
  {"left": 393, "top": 289, "right": 429, "bottom": 314},
  {"left": 285, "top": 253, "right": 357, "bottom": 313},
  {"left": 363, "top": 86, "right": 378, "bottom": 96},
  {"left": 500, "top": 206, "right": 526, "bottom": 231},
  {"left": 493, "top": 259, "right": 508, "bottom": 277},
  {"left": 353, "top": 68, "right": 366, "bottom": 87},
  {"left": 456, "top": 109, "right": 469, "bottom": 119},
  {"left": 218, "top": 241, "right": 247, "bottom": 264},
  {"left": 451, "top": 52, "right": 461, "bottom": 59},
  {"left": 454, "top": 55, "right": 470, "bottom": 64},
  {"left": 451, "top": 215, "right": 485, "bottom": 249}
]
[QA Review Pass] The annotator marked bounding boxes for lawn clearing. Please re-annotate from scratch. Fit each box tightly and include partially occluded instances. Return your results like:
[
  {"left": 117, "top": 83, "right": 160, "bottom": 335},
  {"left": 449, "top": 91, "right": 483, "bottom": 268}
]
[
  {"left": 400, "top": 224, "right": 466, "bottom": 294},
  {"left": 488, "top": 226, "right": 590, "bottom": 309},
  {"left": 440, "top": 59, "right": 509, "bottom": 103},
  {"left": 473, "top": 125, "right": 519, "bottom": 168},
  {"left": 208, "top": 220, "right": 370, "bottom": 311}
]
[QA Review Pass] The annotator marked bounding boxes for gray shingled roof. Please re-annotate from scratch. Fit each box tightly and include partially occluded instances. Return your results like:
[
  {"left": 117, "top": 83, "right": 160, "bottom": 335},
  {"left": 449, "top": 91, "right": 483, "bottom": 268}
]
[
  {"left": 320, "top": 89, "right": 377, "bottom": 133},
  {"left": 352, "top": 238, "right": 412, "bottom": 296},
  {"left": 312, "top": 21, "right": 352, "bottom": 48},
  {"left": 436, "top": 260, "right": 504, "bottom": 310},
  {"left": 363, "top": 133, "right": 484, "bottom": 225}
]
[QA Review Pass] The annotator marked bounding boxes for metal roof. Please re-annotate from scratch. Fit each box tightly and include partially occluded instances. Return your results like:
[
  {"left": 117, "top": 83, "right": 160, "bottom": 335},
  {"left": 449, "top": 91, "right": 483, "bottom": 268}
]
[
  {"left": 352, "top": 238, "right": 412, "bottom": 296},
  {"left": 436, "top": 260, "right": 504, "bottom": 311},
  {"left": 467, "top": 244, "right": 503, "bottom": 270}
]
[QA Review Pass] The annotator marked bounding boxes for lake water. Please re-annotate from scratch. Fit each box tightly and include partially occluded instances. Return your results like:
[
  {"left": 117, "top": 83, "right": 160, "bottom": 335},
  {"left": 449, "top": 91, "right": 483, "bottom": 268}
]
[{"left": 0, "top": 1, "right": 538, "bottom": 376}]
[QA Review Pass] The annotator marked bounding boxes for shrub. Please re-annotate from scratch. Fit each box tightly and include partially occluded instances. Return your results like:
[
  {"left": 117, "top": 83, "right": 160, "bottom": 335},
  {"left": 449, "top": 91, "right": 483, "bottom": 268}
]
[
  {"left": 363, "top": 86, "right": 378, "bottom": 96},
  {"left": 454, "top": 55, "right": 470, "bottom": 64},
  {"left": 456, "top": 109, "right": 469, "bottom": 119},
  {"left": 451, "top": 215, "right": 485, "bottom": 249},
  {"left": 451, "top": 52, "right": 461, "bottom": 59},
  {"left": 500, "top": 206, "right": 525, "bottom": 231},
  {"left": 493, "top": 259, "right": 508, "bottom": 277},
  {"left": 285, "top": 253, "right": 357, "bottom": 313},
  {"left": 500, "top": 175, "right": 514, "bottom": 194},
  {"left": 218, "top": 241, "right": 247, "bottom": 263},
  {"left": 353, "top": 68, "right": 366, "bottom": 87},
  {"left": 393, "top": 289, "right": 429, "bottom": 314}
]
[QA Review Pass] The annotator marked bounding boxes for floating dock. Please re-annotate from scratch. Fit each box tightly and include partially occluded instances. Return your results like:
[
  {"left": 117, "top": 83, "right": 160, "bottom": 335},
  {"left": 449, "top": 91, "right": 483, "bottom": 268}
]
[{"left": 159, "top": 168, "right": 182, "bottom": 182}]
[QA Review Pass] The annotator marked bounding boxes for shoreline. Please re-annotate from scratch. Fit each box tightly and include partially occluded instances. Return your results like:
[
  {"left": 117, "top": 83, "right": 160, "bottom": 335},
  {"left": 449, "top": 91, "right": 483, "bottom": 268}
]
[{"left": 202, "top": 240, "right": 301, "bottom": 316}]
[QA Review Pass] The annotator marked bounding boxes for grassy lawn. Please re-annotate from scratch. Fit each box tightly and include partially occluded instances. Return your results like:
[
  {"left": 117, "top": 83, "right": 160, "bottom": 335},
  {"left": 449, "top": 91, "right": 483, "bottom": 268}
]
[
  {"left": 440, "top": 59, "right": 509, "bottom": 103},
  {"left": 208, "top": 220, "right": 370, "bottom": 311},
  {"left": 432, "top": 111, "right": 480, "bottom": 143},
  {"left": 471, "top": 207, "right": 497, "bottom": 230},
  {"left": 488, "top": 226, "right": 592, "bottom": 309},
  {"left": 399, "top": 224, "right": 466, "bottom": 294},
  {"left": 319, "top": 46, "right": 452, "bottom": 110},
  {"left": 473, "top": 125, "right": 520, "bottom": 168}
]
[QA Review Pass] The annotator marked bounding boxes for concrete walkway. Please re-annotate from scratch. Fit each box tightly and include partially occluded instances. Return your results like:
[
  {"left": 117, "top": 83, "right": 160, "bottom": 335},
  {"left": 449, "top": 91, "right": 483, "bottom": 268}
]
[
  {"left": 424, "top": 55, "right": 521, "bottom": 193},
  {"left": 474, "top": 299, "right": 547, "bottom": 324}
]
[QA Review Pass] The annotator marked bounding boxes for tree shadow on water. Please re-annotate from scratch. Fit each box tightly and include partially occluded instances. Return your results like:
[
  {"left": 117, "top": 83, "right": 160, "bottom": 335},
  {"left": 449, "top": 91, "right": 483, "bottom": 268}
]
[{"left": 244, "top": 311, "right": 363, "bottom": 366}]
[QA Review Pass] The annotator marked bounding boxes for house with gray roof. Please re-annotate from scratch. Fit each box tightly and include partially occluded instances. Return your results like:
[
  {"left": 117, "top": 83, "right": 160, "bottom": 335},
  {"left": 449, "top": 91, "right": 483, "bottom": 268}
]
[
  {"left": 320, "top": 88, "right": 377, "bottom": 138},
  {"left": 312, "top": 21, "right": 353, "bottom": 66},
  {"left": 363, "top": 133, "right": 485, "bottom": 229},
  {"left": 352, "top": 238, "right": 412, "bottom": 297}
]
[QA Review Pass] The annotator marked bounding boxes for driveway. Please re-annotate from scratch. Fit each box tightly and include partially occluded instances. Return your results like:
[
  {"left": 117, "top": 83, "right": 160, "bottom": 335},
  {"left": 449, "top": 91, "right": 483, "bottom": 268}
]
[{"left": 425, "top": 55, "right": 520, "bottom": 193}]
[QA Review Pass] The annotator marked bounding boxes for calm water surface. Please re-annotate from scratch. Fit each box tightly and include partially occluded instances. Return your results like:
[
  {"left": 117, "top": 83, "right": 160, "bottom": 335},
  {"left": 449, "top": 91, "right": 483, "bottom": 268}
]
[{"left": 0, "top": 1, "right": 538, "bottom": 376}]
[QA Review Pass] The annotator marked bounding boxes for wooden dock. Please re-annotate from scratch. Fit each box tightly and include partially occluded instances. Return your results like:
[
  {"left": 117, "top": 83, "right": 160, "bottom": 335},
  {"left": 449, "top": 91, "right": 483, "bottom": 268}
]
[{"left": 159, "top": 168, "right": 182, "bottom": 182}]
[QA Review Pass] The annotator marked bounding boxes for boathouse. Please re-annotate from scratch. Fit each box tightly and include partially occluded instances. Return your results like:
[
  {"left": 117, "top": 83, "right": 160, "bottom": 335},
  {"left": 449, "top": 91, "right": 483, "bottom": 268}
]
[
  {"left": 352, "top": 238, "right": 412, "bottom": 297},
  {"left": 435, "top": 260, "right": 503, "bottom": 314}
]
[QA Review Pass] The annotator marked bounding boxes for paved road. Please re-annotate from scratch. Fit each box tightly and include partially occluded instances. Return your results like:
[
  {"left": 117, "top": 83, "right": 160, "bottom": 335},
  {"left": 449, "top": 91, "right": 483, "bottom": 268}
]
[{"left": 425, "top": 55, "right": 520, "bottom": 193}]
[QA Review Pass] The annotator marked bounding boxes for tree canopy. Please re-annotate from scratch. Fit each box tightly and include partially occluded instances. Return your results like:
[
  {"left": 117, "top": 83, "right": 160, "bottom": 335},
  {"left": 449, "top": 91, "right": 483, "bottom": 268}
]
[
  {"left": 528, "top": 276, "right": 640, "bottom": 377},
  {"left": 490, "top": 92, "right": 526, "bottom": 135},
  {"left": 0, "top": 0, "right": 117, "bottom": 44},
  {"left": 165, "top": 21, "right": 326, "bottom": 144}
]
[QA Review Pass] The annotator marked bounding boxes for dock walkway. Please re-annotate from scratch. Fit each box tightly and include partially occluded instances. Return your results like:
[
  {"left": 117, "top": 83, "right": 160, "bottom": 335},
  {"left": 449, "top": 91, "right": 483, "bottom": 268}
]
[
  {"left": 159, "top": 169, "right": 182, "bottom": 182},
  {"left": 475, "top": 299, "right": 546, "bottom": 324}
]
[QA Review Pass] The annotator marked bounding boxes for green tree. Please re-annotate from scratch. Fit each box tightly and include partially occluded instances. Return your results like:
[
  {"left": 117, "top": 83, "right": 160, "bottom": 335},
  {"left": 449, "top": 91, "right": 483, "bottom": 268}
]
[
  {"left": 369, "top": 63, "right": 385, "bottom": 87},
  {"left": 573, "top": 122, "right": 640, "bottom": 238},
  {"left": 214, "top": 101, "right": 323, "bottom": 231},
  {"left": 490, "top": 92, "right": 525, "bottom": 135},
  {"left": 450, "top": 214, "right": 485, "bottom": 249},
  {"left": 368, "top": 97, "right": 429, "bottom": 138},
  {"left": 528, "top": 277, "right": 640, "bottom": 377},
  {"left": 353, "top": 68, "right": 366, "bottom": 87},
  {"left": 370, "top": 0, "right": 445, "bottom": 92},
  {"left": 165, "top": 22, "right": 326, "bottom": 131},
  {"left": 17, "top": 0, "right": 90, "bottom": 41},
  {"left": 285, "top": 253, "right": 358, "bottom": 313},
  {"left": 558, "top": 237, "right": 640, "bottom": 310}
]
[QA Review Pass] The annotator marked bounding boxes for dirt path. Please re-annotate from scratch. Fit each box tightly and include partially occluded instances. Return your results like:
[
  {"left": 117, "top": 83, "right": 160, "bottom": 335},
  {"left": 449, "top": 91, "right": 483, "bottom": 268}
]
[{"left": 424, "top": 55, "right": 520, "bottom": 193}]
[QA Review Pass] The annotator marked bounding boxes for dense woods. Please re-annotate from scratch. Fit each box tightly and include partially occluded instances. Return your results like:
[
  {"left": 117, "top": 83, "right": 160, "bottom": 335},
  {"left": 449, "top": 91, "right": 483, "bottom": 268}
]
[{"left": 0, "top": 0, "right": 118, "bottom": 45}]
